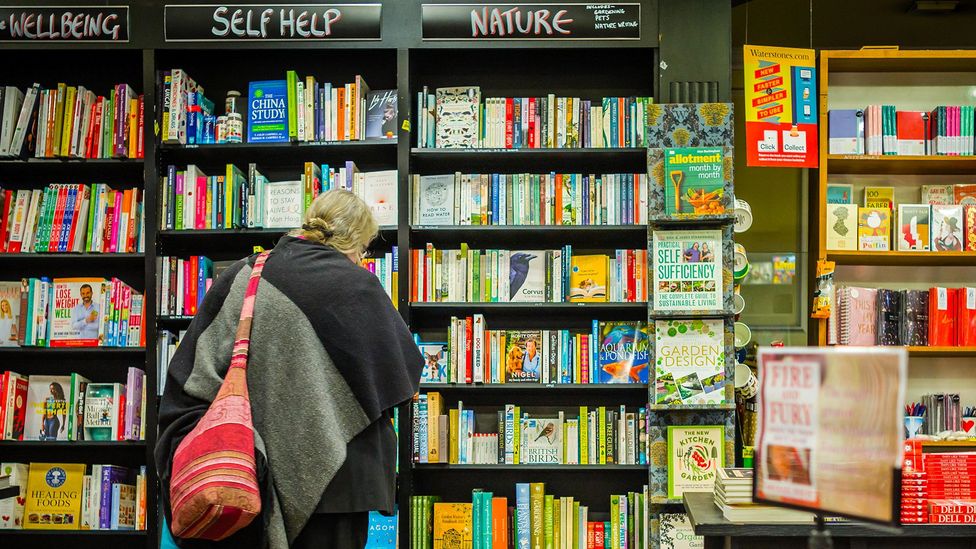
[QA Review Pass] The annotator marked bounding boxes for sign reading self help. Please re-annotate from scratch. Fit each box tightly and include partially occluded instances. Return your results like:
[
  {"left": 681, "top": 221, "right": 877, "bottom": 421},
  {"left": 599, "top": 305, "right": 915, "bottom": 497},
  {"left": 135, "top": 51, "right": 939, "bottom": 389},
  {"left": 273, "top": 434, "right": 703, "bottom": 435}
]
[{"left": 164, "top": 4, "right": 382, "bottom": 41}]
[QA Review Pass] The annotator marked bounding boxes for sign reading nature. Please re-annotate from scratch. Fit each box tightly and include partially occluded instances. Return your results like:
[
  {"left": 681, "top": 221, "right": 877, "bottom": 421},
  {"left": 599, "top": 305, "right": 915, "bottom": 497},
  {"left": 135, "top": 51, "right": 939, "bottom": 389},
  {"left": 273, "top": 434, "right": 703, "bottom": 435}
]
[
  {"left": 421, "top": 4, "right": 640, "bottom": 40},
  {"left": 743, "top": 45, "right": 818, "bottom": 167}
]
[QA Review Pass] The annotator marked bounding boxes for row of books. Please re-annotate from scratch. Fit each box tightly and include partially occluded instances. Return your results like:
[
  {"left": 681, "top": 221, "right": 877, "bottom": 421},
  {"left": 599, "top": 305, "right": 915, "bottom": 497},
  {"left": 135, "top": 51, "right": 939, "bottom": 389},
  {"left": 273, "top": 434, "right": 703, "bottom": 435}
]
[
  {"left": 0, "top": 278, "right": 144, "bottom": 348},
  {"left": 413, "top": 395, "right": 647, "bottom": 466},
  {"left": 828, "top": 106, "right": 975, "bottom": 156},
  {"left": 903, "top": 440, "right": 976, "bottom": 523},
  {"left": 415, "top": 318, "right": 650, "bottom": 385},
  {"left": 411, "top": 172, "right": 649, "bottom": 226},
  {"left": 409, "top": 483, "right": 651, "bottom": 549},
  {"left": 829, "top": 286, "right": 976, "bottom": 347},
  {"left": 160, "top": 163, "right": 397, "bottom": 230},
  {"left": 0, "top": 368, "right": 145, "bottom": 442},
  {"left": 417, "top": 86, "right": 655, "bottom": 149},
  {"left": 0, "top": 83, "right": 143, "bottom": 159},
  {"left": 361, "top": 247, "right": 398, "bottom": 304},
  {"left": 0, "top": 184, "right": 144, "bottom": 254},
  {"left": 156, "top": 255, "right": 215, "bottom": 317},
  {"left": 828, "top": 182, "right": 976, "bottom": 207},
  {"left": 157, "top": 329, "right": 184, "bottom": 396},
  {"left": 712, "top": 467, "right": 813, "bottom": 523},
  {"left": 0, "top": 462, "right": 146, "bottom": 530},
  {"left": 410, "top": 246, "right": 649, "bottom": 303}
]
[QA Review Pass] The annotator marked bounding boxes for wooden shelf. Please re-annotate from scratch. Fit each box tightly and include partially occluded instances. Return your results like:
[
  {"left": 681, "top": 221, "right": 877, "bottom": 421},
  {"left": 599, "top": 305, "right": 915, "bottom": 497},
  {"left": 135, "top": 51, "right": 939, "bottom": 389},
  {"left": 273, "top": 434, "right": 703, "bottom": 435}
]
[
  {"left": 908, "top": 346, "right": 976, "bottom": 357},
  {"left": 921, "top": 440, "right": 976, "bottom": 447},
  {"left": 825, "top": 155, "right": 976, "bottom": 174},
  {"left": 826, "top": 250, "right": 976, "bottom": 266},
  {"left": 822, "top": 49, "right": 976, "bottom": 73}
]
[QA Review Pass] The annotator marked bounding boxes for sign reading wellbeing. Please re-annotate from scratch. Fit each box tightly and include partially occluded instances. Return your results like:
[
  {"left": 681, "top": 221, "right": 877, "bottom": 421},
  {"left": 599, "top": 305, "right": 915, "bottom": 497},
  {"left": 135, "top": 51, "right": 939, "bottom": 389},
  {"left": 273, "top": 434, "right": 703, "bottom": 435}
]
[{"left": 743, "top": 45, "right": 818, "bottom": 168}]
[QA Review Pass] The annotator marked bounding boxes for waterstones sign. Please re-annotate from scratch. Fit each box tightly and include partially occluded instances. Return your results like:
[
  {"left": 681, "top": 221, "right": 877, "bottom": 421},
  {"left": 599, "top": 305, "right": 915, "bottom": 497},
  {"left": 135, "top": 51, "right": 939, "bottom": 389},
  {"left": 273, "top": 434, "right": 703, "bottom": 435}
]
[
  {"left": 422, "top": 3, "right": 640, "bottom": 40},
  {"left": 0, "top": 6, "right": 128, "bottom": 41},
  {"left": 164, "top": 4, "right": 381, "bottom": 41}
]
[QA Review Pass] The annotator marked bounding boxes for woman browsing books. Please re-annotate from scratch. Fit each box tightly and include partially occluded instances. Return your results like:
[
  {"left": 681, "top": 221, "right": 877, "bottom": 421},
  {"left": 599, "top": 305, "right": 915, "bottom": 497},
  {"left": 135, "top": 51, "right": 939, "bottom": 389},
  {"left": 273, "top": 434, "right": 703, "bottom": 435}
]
[{"left": 156, "top": 190, "right": 424, "bottom": 549}]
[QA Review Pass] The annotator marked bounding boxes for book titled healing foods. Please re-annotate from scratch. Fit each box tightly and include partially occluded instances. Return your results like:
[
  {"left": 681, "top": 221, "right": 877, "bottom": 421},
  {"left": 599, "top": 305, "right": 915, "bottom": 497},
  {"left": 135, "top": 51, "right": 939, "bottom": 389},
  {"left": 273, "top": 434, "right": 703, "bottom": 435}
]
[
  {"left": 568, "top": 254, "right": 608, "bottom": 302},
  {"left": 505, "top": 330, "right": 543, "bottom": 383},
  {"left": 23, "top": 462, "right": 86, "bottom": 530},
  {"left": 597, "top": 321, "right": 650, "bottom": 384},
  {"left": 663, "top": 147, "right": 727, "bottom": 216},
  {"left": 667, "top": 425, "right": 724, "bottom": 500},
  {"left": 654, "top": 319, "right": 726, "bottom": 405},
  {"left": 48, "top": 278, "right": 106, "bottom": 347},
  {"left": 247, "top": 80, "right": 289, "bottom": 143},
  {"left": 653, "top": 229, "right": 723, "bottom": 312}
]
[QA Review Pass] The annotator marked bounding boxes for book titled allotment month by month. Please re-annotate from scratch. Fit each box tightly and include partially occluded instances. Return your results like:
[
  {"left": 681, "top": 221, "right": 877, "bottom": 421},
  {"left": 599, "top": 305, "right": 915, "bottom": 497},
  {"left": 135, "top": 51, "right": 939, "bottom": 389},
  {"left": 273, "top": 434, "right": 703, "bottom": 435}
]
[{"left": 652, "top": 229, "right": 723, "bottom": 312}]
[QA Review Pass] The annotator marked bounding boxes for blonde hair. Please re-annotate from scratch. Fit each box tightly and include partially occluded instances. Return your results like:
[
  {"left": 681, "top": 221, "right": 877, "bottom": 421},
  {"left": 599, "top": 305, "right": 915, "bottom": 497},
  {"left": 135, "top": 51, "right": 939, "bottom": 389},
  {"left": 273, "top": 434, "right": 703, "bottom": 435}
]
[{"left": 290, "top": 189, "right": 378, "bottom": 255}]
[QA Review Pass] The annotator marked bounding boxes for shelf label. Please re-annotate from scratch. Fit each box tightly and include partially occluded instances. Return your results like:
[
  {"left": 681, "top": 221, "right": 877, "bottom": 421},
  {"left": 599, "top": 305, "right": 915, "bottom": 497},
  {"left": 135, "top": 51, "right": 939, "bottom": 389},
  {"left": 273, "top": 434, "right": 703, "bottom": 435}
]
[
  {"left": 0, "top": 6, "right": 128, "bottom": 41},
  {"left": 421, "top": 3, "right": 640, "bottom": 40},
  {"left": 164, "top": 4, "right": 381, "bottom": 41}
]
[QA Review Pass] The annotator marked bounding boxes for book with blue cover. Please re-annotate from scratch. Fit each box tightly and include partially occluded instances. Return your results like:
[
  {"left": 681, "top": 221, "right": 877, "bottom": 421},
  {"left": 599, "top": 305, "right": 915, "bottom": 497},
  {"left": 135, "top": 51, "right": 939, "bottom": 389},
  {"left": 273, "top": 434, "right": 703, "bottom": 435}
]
[
  {"left": 247, "top": 80, "right": 289, "bottom": 143},
  {"left": 365, "top": 509, "right": 396, "bottom": 548}
]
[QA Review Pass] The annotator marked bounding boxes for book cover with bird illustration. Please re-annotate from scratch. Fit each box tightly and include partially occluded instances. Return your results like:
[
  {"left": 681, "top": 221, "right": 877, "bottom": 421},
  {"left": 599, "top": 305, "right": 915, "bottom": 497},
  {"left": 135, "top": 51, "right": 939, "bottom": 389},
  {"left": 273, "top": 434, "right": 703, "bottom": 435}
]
[
  {"left": 597, "top": 321, "right": 649, "bottom": 383},
  {"left": 521, "top": 416, "right": 563, "bottom": 464},
  {"left": 667, "top": 425, "right": 724, "bottom": 500},
  {"left": 654, "top": 319, "right": 726, "bottom": 405},
  {"left": 508, "top": 250, "right": 545, "bottom": 303},
  {"left": 663, "top": 147, "right": 726, "bottom": 216},
  {"left": 504, "top": 330, "right": 543, "bottom": 383}
]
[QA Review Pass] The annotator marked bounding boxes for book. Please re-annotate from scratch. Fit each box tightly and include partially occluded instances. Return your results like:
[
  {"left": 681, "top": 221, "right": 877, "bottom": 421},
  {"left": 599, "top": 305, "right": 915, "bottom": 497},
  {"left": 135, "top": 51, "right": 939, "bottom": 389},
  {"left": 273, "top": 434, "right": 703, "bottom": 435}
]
[
  {"left": 667, "top": 426, "right": 724, "bottom": 500},
  {"left": 568, "top": 255, "right": 607, "bottom": 302},
  {"left": 652, "top": 229, "right": 723, "bottom": 312},
  {"left": 0, "top": 463, "right": 28, "bottom": 528},
  {"left": 246, "top": 80, "right": 289, "bottom": 143},
  {"left": 263, "top": 180, "right": 303, "bottom": 229},
  {"left": 365, "top": 89, "right": 397, "bottom": 140},
  {"left": 826, "top": 183, "right": 853, "bottom": 204},
  {"left": 415, "top": 174, "right": 456, "bottom": 225},
  {"left": 435, "top": 87, "right": 481, "bottom": 148},
  {"left": 521, "top": 416, "right": 563, "bottom": 464},
  {"left": 419, "top": 342, "right": 449, "bottom": 384},
  {"left": 110, "top": 483, "right": 136, "bottom": 530},
  {"left": 505, "top": 331, "right": 543, "bottom": 383},
  {"left": 897, "top": 204, "right": 931, "bottom": 251},
  {"left": 67, "top": 373, "right": 90, "bottom": 441},
  {"left": 597, "top": 321, "right": 649, "bottom": 384},
  {"left": 654, "top": 319, "right": 726, "bottom": 405},
  {"left": 433, "top": 502, "right": 473, "bottom": 549},
  {"left": 827, "top": 109, "right": 863, "bottom": 155},
  {"left": 932, "top": 205, "right": 964, "bottom": 251},
  {"left": 365, "top": 509, "right": 397, "bottom": 548},
  {"left": 825, "top": 203, "right": 857, "bottom": 251},
  {"left": 83, "top": 383, "right": 124, "bottom": 441},
  {"left": 508, "top": 251, "right": 545, "bottom": 303},
  {"left": 363, "top": 170, "right": 398, "bottom": 226},
  {"left": 929, "top": 287, "right": 958, "bottom": 347},
  {"left": 901, "top": 289, "right": 929, "bottom": 346},
  {"left": 658, "top": 513, "right": 702, "bottom": 549},
  {"left": 22, "top": 463, "right": 86, "bottom": 529},
  {"left": 0, "top": 281, "right": 20, "bottom": 346},
  {"left": 954, "top": 184, "right": 976, "bottom": 206},
  {"left": 921, "top": 185, "right": 953, "bottom": 205},
  {"left": 1, "top": 372, "right": 28, "bottom": 440},
  {"left": 23, "top": 375, "right": 71, "bottom": 441},
  {"left": 896, "top": 110, "right": 926, "bottom": 155},
  {"left": 876, "top": 289, "right": 902, "bottom": 345},
  {"left": 663, "top": 147, "right": 726, "bottom": 216},
  {"left": 864, "top": 186, "right": 894, "bottom": 210},
  {"left": 857, "top": 207, "right": 891, "bottom": 251},
  {"left": 965, "top": 205, "right": 976, "bottom": 251},
  {"left": 48, "top": 278, "right": 106, "bottom": 347}
]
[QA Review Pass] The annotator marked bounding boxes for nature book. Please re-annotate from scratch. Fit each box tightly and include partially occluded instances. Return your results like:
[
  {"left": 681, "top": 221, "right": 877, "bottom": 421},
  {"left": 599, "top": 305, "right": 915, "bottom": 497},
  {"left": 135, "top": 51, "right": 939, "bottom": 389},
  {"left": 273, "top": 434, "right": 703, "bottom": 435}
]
[
  {"left": 418, "top": 342, "right": 448, "bottom": 384},
  {"left": 48, "top": 278, "right": 106, "bottom": 347},
  {"left": 654, "top": 319, "right": 726, "bottom": 405},
  {"left": 432, "top": 502, "right": 473, "bottom": 549},
  {"left": 667, "top": 426, "right": 724, "bottom": 500},
  {"left": 897, "top": 204, "right": 931, "bottom": 252},
  {"left": 0, "top": 463, "right": 28, "bottom": 528},
  {"left": 921, "top": 184, "right": 953, "bottom": 205},
  {"left": 247, "top": 80, "right": 289, "bottom": 143},
  {"left": 504, "top": 330, "right": 543, "bottom": 383},
  {"left": 262, "top": 180, "right": 302, "bottom": 229},
  {"left": 363, "top": 170, "right": 398, "bottom": 226},
  {"left": 365, "top": 89, "right": 397, "bottom": 140},
  {"left": 435, "top": 87, "right": 480, "bottom": 148},
  {"left": 0, "top": 281, "right": 20, "bottom": 346},
  {"left": 23, "top": 375, "right": 71, "bottom": 441},
  {"left": 521, "top": 416, "right": 563, "bottom": 464},
  {"left": 23, "top": 462, "right": 86, "bottom": 529},
  {"left": 652, "top": 229, "right": 723, "bottom": 312},
  {"left": 663, "top": 147, "right": 726, "bottom": 216},
  {"left": 597, "top": 321, "right": 650, "bottom": 384},
  {"left": 932, "top": 205, "right": 964, "bottom": 251},
  {"left": 863, "top": 186, "right": 894, "bottom": 211},
  {"left": 83, "top": 383, "right": 123, "bottom": 441},
  {"left": 568, "top": 254, "right": 608, "bottom": 302},
  {"left": 658, "top": 513, "right": 702, "bottom": 549},
  {"left": 508, "top": 251, "right": 544, "bottom": 303},
  {"left": 857, "top": 207, "right": 890, "bottom": 251},
  {"left": 826, "top": 183, "right": 853, "bottom": 204},
  {"left": 416, "top": 174, "right": 456, "bottom": 225},
  {"left": 825, "top": 204, "right": 857, "bottom": 251}
]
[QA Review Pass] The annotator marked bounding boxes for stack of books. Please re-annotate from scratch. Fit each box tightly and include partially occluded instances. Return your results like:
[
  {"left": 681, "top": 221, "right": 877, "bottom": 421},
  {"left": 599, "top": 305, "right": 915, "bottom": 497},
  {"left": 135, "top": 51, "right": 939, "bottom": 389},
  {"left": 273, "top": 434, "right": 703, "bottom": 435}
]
[
  {"left": 828, "top": 106, "right": 974, "bottom": 156},
  {"left": 713, "top": 467, "right": 814, "bottom": 523}
]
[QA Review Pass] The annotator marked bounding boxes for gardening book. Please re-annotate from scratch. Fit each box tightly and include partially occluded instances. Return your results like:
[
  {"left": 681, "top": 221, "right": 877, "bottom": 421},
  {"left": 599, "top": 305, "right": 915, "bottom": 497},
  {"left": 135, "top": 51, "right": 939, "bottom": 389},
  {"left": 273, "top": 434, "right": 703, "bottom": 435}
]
[
  {"left": 667, "top": 425, "right": 724, "bottom": 500},
  {"left": 652, "top": 229, "right": 723, "bottom": 312},
  {"left": 663, "top": 147, "right": 726, "bottom": 216},
  {"left": 432, "top": 502, "right": 473, "bottom": 549},
  {"left": 654, "top": 319, "right": 726, "bottom": 405},
  {"left": 658, "top": 512, "right": 703, "bottom": 549},
  {"left": 597, "top": 321, "right": 650, "bottom": 384}
]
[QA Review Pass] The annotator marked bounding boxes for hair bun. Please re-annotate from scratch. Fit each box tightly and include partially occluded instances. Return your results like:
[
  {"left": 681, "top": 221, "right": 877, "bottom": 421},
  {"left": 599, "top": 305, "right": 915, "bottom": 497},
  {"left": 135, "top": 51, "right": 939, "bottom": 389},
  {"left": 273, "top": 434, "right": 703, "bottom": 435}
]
[{"left": 302, "top": 218, "right": 335, "bottom": 238}]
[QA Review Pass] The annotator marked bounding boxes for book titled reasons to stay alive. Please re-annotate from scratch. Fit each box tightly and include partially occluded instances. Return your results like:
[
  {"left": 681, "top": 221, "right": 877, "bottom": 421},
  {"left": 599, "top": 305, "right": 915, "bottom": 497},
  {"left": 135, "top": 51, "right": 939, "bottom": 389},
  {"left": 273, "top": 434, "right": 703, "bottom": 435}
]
[
  {"left": 654, "top": 319, "right": 726, "bottom": 405},
  {"left": 664, "top": 147, "right": 727, "bottom": 216},
  {"left": 667, "top": 425, "right": 724, "bottom": 500},
  {"left": 247, "top": 80, "right": 289, "bottom": 143},
  {"left": 653, "top": 229, "right": 723, "bottom": 312},
  {"left": 597, "top": 322, "right": 649, "bottom": 384}
]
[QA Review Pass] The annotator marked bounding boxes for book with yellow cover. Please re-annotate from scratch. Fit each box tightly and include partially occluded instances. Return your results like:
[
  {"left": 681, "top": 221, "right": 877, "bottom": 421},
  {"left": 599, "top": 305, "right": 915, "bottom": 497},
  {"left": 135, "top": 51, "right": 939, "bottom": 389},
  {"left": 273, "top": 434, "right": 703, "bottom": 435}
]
[
  {"left": 863, "top": 186, "right": 894, "bottom": 211},
  {"left": 568, "top": 254, "right": 608, "bottom": 302},
  {"left": 433, "top": 502, "right": 472, "bottom": 549},
  {"left": 857, "top": 207, "right": 891, "bottom": 251},
  {"left": 23, "top": 462, "right": 85, "bottom": 530}
]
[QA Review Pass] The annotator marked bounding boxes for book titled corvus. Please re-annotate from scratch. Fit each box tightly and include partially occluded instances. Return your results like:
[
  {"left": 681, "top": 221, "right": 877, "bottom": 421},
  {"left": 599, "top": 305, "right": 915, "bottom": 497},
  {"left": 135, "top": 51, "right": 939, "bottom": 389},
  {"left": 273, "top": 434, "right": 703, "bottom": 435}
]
[{"left": 508, "top": 251, "right": 544, "bottom": 302}]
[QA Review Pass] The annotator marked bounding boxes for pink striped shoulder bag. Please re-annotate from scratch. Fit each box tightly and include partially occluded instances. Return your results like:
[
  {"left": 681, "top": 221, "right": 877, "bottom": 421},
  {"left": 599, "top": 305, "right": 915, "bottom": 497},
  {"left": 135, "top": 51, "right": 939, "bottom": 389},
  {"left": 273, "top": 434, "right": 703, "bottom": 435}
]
[{"left": 169, "top": 251, "right": 270, "bottom": 540}]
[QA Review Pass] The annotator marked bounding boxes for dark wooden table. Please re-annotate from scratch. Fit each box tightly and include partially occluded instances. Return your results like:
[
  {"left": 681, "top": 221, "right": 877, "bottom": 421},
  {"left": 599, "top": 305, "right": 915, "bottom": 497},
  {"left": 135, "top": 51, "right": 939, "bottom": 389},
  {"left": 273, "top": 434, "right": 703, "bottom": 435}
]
[{"left": 683, "top": 492, "right": 976, "bottom": 549}]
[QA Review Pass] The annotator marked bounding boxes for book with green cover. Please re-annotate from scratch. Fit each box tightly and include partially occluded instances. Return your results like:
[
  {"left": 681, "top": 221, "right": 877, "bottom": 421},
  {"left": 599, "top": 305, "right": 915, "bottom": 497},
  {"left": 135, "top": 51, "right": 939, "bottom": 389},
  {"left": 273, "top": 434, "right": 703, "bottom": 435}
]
[
  {"left": 543, "top": 495, "right": 554, "bottom": 548},
  {"left": 663, "top": 147, "right": 726, "bottom": 216},
  {"left": 530, "top": 483, "right": 545, "bottom": 549},
  {"left": 286, "top": 70, "right": 298, "bottom": 141}
]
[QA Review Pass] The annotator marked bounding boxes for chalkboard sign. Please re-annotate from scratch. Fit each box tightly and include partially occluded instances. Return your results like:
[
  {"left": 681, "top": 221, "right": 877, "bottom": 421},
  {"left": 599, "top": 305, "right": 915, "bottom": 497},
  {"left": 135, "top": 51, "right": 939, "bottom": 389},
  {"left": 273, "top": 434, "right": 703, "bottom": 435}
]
[
  {"left": 164, "top": 4, "right": 381, "bottom": 41},
  {"left": 0, "top": 6, "right": 128, "bottom": 41},
  {"left": 422, "top": 3, "right": 640, "bottom": 40}
]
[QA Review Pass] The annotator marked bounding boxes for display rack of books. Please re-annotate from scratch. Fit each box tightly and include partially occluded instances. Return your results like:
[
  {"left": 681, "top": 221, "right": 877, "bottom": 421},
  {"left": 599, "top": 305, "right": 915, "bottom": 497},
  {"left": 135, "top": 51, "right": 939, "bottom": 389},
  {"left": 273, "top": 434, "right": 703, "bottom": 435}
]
[
  {"left": 0, "top": 39, "right": 153, "bottom": 548},
  {"left": 644, "top": 103, "right": 736, "bottom": 548}
]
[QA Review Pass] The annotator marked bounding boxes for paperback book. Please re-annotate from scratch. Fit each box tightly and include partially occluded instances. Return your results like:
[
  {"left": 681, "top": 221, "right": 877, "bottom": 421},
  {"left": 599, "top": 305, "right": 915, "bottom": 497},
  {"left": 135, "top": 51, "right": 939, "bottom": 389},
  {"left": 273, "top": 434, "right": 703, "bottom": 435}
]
[
  {"left": 365, "top": 89, "right": 397, "bottom": 139},
  {"left": 0, "top": 281, "right": 19, "bottom": 346},
  {"left": 48, "top": 278, "right": 106, "bottom": 347},
  {"left": 246, "top": 80, "right": 289, "bottom": 143},
  {"left": 418, "top": 342, "right": 448, "bottom": 384},
  {"left": 857, "top": 207, "right": 891, "bottom": 251},
  {"left": 897, "top": 204, "right": 931, "bottom": 252},
  {"left": 569, "top": 255, "right": 608, "bottom": 302},
  {"left": 24, "top": 375, "right": 71, "bottom": 441},
  {"left": 22, "top": 463, "right": 86, "bottom": 529},
  {"left": 663, "top": 147, "right": 727, "bottom": 216},
  {"left": 521, "top": 416, "right": 564, "bottom": 464},
  {"left": 667, "top": 426, "right": 724, "bottom": 500},
  {"left": 932, "top": 205, "right": 964, "bottom": 251},
  {"left": 505, "top": 331, "right": 543, "bottom": 383},
  {"left": 652, "top": 229, "right": 723, "bottom": 312},
  {"left": 826, "top": 204, "right": 857, "bottom": 251},
  {"left": 597, "top": 322, "right": 650, "bottom": 384},
  {"left": 654, "top": 319, "right": 726, "bottom": 405}
]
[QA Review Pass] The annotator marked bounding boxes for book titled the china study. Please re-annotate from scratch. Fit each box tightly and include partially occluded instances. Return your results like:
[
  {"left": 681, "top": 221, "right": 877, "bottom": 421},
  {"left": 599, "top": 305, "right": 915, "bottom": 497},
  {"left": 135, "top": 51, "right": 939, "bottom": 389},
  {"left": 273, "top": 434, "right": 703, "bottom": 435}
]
[{"left": 247, "top": 80, "right": 289, "bottom": 143}]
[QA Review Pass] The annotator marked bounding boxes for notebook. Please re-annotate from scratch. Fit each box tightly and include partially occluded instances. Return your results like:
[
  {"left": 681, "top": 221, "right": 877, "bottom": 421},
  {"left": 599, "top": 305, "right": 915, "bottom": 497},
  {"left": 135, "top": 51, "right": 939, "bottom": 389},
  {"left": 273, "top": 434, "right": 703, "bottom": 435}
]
[
  {"left": 928, "top": 287, "right": 958, "bottom": 347},
  {"left": 876, "top": 289, "right": 902, "bottom": 346},
  {"left": 900, "top": 290, "right": 929, "bottom": 347},
  {"left": 839, "top": 286, "right": 878, "bottom": 346}
]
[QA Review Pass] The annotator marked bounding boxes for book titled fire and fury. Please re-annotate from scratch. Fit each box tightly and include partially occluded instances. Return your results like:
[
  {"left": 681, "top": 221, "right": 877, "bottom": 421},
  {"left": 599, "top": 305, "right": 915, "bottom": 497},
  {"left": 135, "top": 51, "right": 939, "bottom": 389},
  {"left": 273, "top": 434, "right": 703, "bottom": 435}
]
[
  {"left": 22, "top": 462, "right": 86, "bottom": 530},
  {"left": 48, "top": 278, "right": 107, "bottom": 347}
]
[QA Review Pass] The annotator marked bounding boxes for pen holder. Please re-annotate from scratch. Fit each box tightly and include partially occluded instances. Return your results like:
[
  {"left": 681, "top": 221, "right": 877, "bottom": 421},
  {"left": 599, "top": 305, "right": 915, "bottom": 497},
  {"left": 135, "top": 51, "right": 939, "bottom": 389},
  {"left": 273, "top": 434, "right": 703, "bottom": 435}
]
[
  {"left": 905, "top": 416, "right": 925, "bottom": 439},
  {"left": 963, "top": 417, "right": 976, "bottom": 437}
]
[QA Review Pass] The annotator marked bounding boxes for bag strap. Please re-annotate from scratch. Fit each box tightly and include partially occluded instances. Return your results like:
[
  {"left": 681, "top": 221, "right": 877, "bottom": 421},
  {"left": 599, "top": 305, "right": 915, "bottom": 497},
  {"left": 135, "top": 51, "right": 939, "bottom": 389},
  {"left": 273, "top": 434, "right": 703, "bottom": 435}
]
[{"left": 229, "top": 251, "right": 271, "bottom": 372}]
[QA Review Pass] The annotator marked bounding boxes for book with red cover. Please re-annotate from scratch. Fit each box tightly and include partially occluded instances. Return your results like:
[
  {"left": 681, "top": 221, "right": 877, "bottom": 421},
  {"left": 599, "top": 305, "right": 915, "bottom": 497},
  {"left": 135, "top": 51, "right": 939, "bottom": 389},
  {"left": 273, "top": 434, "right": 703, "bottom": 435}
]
[
  {"left": 929, "top": 513, "right": 976, "bottom": 524},
  {"left": 959, "top": 287, "right": 976, "bottom": 346},
  {"left": 930, "top": 500, "right": 976, "bottom": 514},
  {"left": 929, "top": 287, "right": 958, "bottom": 346},
  {"left": 954, "top": 184, "right": 976, "bottom": 206},
  {"left": 896, "top": 111, "right": 926, "bottom": 155}
]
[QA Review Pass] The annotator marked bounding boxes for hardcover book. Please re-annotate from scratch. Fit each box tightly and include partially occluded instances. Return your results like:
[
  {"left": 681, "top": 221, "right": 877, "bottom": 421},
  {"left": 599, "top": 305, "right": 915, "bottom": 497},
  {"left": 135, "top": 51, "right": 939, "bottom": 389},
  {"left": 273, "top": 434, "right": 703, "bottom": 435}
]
[
  {"left": 922, "top": 185, "right": 953, "bottom": 205},
  {"left": 826, "top": 183, "right": 853, "bottom": 204},
  {"left": 48, "top": 278, "right": 106, "bottom": 347},
  {"left": 416, "top": 174, "right": 455, "bottom": 225},
  {"left": 23, "top": 375, "right": 71, "bottom": 441},
  {"left": 418, "top": 342, "right": 448, "bottom": 384},
  {"left": 262, "top": 180, "right": 303, "bottom": 229},
  {"left": 568, "top": 254, "right": 607, "bottom": 302},
  {"left": 658, "top": 513, "right": 703, "bottom": 549},
  {"left": 508, "top": 251, "right": 544, "bottom": 303},
  {"left": 23, "top": 462, "right": 85, "bottom": 530},
  {"left": 663, "top": 147, "right": 726, "bottom": 216},
  {"left": 932, "top": 205, "right": 964, "bottom": 251},
  {"left": 432, "top": 502, "right": 473, "bottom": 549},
  {"left": 363, "top": 170, "right": 398, "bottom": 226},
  {"left": 897, "top": 204, "right": 931, "bottom": 252},
  {"left": 929, "top": 287, "right": 958, "bottom": 347},
  {"left": 654, "top": 319, "right": 726, "bottom": 405},
  {"left": 839, "top": 286, "right": 878, "bottom": 346},
  {"left": 667, "top": 425, "right": 724, "bottom": 500},
  {"left": 505, "top": 330, "right": 542, "bottom": 383},
  {"left": 597, "top": 321, "right": 650, "bottom": 384},
  {"left": 652, "top": 229, "right": 723, "bottom": 312},
  {"left": 825, "top": 204, "right": 857, "bottom": 251},
  {"left": 521, "top": 416, "right": 563, "bottom": 464},
  {"left": 246, "top": 80, "right": 289, "bottom": 143},
  {"left": 0, "top": 281, "right": 20, "bottom": 346},
  {"left": 365, "top": 89, "right": 397, "bottom": 140},
  {"left": 435, "top": 87, "right": 480, "bottom": 149},
  {"left": 827, "top": 109, "right": 862, "bottom": 154},
  {"left": 863, "top": 186, "right": 894, "bottom": 211},
  {"left": 857, "top": 207, "right": 891, "bottom": 251},
  {"left": 896, "top": 111, "right": 926, "bottom": 155},
  {"left": 959, "top": 288, "right": 976, "bottom": 347}
]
